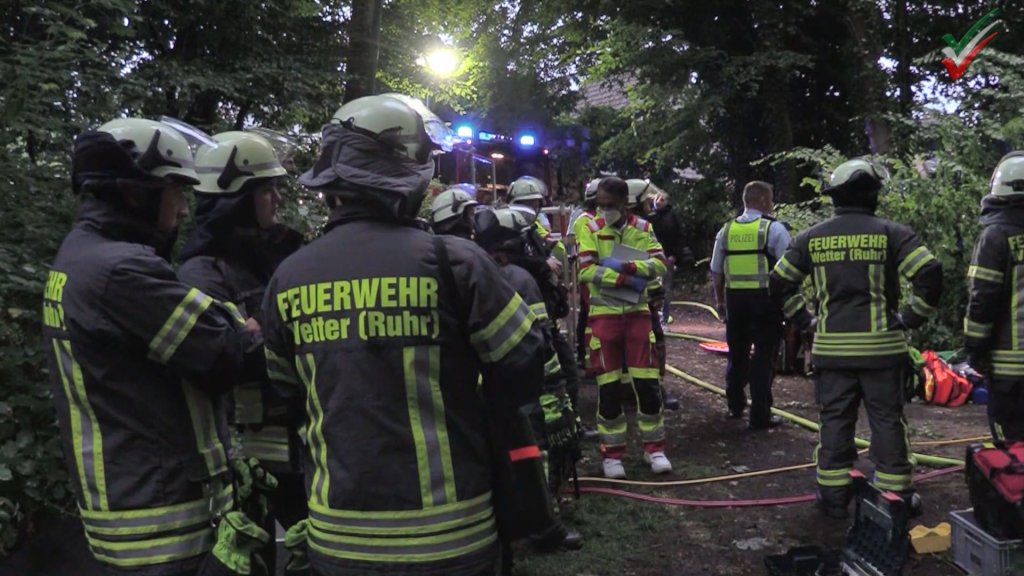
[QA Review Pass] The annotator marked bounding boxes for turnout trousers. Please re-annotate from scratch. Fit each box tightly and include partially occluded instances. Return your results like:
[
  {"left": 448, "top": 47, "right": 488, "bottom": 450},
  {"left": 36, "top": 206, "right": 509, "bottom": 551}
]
[
  {"left": 989, "top": 378, "right": 1024, "bottom": 442},
  {"left": 814, "top": 365, "right": 913, "bottom": 504},
  {"left": 725, "top": 289, "right": 782, "bottom": 427},
  {"left": 588, "top": 312, "right": 665, "bottom": 458}
]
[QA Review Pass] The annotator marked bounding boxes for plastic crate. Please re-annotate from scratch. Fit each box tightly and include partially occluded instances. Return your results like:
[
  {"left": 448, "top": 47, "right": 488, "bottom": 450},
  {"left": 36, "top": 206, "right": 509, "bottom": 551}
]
[{"left": 951, "top": 509, "right": 1024, "bottom": 576}]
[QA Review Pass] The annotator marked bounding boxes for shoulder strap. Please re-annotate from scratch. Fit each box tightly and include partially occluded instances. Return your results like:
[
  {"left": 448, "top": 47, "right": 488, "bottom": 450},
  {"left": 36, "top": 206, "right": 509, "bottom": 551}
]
[{"left": 432, "top": 235, "right": 466, "bottom": 339}]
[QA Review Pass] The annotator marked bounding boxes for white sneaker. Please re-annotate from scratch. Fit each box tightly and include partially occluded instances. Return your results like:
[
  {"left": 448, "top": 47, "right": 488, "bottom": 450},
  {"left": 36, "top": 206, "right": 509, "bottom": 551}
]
[
  {"left": 644, "top": 452, "right": 673, "bottom": 474},
  {"left": 602, "top": 458, "right": 626, "bottom": 479}
]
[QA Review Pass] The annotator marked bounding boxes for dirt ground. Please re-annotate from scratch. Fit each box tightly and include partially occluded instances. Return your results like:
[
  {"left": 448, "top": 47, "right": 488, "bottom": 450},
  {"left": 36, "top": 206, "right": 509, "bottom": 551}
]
[{"left": 516, "top": 299, "right": 987, "bottom": 576}]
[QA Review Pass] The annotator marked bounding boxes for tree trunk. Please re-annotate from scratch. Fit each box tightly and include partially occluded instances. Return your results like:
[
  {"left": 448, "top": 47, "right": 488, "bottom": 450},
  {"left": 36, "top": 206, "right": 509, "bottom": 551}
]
[{"left": 343, "top": 0, "right": 383, "bottom": 103}]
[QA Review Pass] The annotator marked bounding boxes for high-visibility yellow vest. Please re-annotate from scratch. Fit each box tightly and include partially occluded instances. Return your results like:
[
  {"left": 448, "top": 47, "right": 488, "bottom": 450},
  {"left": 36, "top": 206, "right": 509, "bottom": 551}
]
[{"left": 723, "top": 218, "right": 772, "bottom": 289}]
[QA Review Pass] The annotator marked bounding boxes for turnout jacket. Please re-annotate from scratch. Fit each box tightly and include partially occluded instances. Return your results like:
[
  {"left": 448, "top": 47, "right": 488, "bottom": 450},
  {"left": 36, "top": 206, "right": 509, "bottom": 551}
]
[
  {"left": 964, "top": 196, "right": 1024, "bottom": 378},
  {"left": 577, "top": 214, "right": 668, "bottom": 317},
  {"left": 41, "top": 198, "right": 262, "bottom": 574},
  {"left": 179, "top": 216, "right": 304, "bottom": 468},
  {"left": 262, "top": 207, "right": 548, "bottom": 576},
  {"left": 770, "top": 206, "right": 942, "bottom": 369},
  {"left": 497, "top": 264, "right": 563, "bottom": 393}
]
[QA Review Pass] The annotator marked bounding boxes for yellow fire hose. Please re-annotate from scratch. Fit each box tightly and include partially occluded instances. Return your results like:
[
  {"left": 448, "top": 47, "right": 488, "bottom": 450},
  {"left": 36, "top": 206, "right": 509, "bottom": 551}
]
[{"left": 664, "top": 360, "right": 965, "bottom": 467}]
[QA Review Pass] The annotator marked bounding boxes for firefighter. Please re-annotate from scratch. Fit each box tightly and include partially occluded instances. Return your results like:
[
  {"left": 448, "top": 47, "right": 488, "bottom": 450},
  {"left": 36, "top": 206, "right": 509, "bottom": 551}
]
[
  {"left": 711, "top": 181, "right": 792, "bottom": 430},
  {"left": 964, "top": 152, "right": 1024, "bottom": 442},
  {"left": 261, "top": 93, "right": 569, "bottom": 576},
  {"left": 626, "top": 179, "right": 679, "bottom": 411},
  {"left": 430, "top": 186, "right": 479, "bottom": 239},
  {"left": 569, "top": 178, "right": 601, "bottom": 366},
  {"left": 177, "top": 131, "right": 307, "bottom": 568},
  {"left": 43, "top": 118, "right": 272, "bottom": 575},
  {"left": 770, "top": 158, "right": 943, "bottom": 519},
  {"left": 473, "top": 207, "right": 584, "bottom": 547},
  {"left": 578, "top": 177, "right": 671, "bottom": 478},
  {"left": 508, "top": 175, "right": 567, "bottom": 264}
]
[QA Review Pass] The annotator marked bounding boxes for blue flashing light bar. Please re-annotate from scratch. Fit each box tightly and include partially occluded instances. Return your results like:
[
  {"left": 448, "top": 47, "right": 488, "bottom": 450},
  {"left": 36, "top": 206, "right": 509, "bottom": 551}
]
[
  {"left": 478, "top": 131, "right": 496, "bottom": 141},
  {"left": 518, "top": 133, "right": 536, "bottom": 147},
  {"left": 455, "top": 125, "right": 474, "bottom": 139}
]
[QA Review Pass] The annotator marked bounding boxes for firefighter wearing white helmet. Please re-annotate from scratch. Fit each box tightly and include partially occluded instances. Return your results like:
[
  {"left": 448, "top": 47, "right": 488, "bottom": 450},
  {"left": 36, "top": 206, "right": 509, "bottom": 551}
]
[
  {"left": 430, "top": 186, "right": 479, "bottom": 239},
  {"left": 964, "top": 152, "right": 1024, "bottom": 441},
  {"left": 264, "top": 94, "right": 570, "bottom": 575},
  {"left": 179, "top": 129, "right": 306, "bottom": 571},
  {"left": 508, "top": 176, "right": 567, "bottom": 269},
  {"left": 47, "top": 118, "right": 270, "bottom": 575},
  {"left": 770, "top": 157, "right": 942, "bottom": 519}
]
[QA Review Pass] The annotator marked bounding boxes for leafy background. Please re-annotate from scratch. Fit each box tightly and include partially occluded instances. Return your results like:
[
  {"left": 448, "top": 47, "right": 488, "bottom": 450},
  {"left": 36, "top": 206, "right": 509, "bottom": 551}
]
[{"left": 3, "top": 0, "right": 1024, "bottom": 556}]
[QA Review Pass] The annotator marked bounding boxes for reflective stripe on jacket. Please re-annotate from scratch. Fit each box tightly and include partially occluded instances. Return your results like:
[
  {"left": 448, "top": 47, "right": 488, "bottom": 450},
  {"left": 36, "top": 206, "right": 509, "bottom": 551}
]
[{"left": 769, "top": 207, "right": 942, "bottom": 369}]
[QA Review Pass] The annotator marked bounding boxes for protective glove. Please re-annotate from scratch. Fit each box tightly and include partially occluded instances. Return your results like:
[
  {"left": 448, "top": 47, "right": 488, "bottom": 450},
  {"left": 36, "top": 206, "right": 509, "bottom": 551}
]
[
  {"left": 623, "top": 276, "right": 648, "bottom": 293},
  {"left": 540, "top": 393, "right": 578, "bottom": 450},
  {"left": 601, "top": 257, "right": 637, "bottom": 275},
  {"left": 232, "top": 458, "right": 278, "bottom": 526},
  {"left": 212, "top": 510, "right": 270, "bottom": 576},
  {"left": 284, "top": 520, "right": 311, "bottom": 576}
]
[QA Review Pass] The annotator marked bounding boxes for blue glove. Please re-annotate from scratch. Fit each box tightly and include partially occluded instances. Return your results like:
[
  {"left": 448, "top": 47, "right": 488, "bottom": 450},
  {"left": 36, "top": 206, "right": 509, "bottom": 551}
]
[
  {"left": 601, "top": 257, "right": 626, "bottom": 272},
  {"left": 624, "top": 276, "right": 648, "bottom": 292}
]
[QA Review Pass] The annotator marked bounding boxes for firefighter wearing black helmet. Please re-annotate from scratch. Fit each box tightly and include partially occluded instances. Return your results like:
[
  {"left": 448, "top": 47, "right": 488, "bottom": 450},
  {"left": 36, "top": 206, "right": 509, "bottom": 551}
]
[
  {"left": 770, "top": 158, "right": 942, "bottom": 519},
  {"left": 261, "top": 94, "right": 568, "bottom": 576},
  {"left": 43, "top": 119, "right": 271, "bottom": 575}
]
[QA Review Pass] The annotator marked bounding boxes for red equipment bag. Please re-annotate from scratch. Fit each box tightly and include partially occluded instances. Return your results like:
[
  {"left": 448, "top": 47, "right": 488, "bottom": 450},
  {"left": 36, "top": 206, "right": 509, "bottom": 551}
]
[
  {"left": 921, "top": 350, "right": 973, "bottom": 407},
  {"left": 966, "top": 441, "right": 1024, "bottom": 539}
]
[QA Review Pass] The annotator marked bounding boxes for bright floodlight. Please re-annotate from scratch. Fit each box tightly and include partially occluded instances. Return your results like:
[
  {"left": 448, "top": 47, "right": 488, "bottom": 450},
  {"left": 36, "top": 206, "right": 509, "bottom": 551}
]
[
  {"left": 491, "top": 152, "right": 505, "bottom": 160},
  {"left": 425, "top": 48, "right": 459, "bottom": 78},
  {"left": 519, "top": 134, "right": 536, "bottom": 147},
  {"left": 455, "top": 125, "right": 474, "bottom": 139}
]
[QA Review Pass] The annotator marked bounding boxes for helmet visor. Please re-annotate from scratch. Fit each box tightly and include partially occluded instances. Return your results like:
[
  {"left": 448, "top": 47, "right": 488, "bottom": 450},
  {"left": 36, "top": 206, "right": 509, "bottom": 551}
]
[{"left": 387, "top": 94, "right": 453, "bottom": 153}]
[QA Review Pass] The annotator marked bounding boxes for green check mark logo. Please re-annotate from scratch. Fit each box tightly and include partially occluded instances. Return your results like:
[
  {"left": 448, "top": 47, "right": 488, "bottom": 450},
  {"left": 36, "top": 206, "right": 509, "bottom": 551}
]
[{"left": 941, "top": 8, "right": 1003, "bottom": 80}]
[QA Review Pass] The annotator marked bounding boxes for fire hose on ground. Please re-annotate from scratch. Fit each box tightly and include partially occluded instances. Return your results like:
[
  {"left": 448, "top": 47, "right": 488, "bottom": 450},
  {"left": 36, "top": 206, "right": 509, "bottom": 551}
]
[{"left": 567, "top": 317, "right": 977, "bottom": 507}]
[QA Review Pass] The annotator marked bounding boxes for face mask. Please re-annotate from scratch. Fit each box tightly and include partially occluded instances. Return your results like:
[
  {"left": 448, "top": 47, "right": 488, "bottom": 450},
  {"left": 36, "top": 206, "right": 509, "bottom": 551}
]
[{"left": 599, "top": 207, "right": 622, "bottom": 224}]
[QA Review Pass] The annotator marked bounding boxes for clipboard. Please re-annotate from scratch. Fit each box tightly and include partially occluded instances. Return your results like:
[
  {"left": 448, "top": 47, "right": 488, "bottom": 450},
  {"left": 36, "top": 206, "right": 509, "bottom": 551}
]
[{"left": 600, "top": 244, "right": 652, "bottom": 304}]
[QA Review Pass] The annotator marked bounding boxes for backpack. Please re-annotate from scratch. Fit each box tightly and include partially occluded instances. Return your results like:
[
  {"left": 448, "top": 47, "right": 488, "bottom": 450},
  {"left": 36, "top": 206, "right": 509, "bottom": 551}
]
[
  {"left": 967, "top": 441, "right": 1024, "bottom": 539},
  {"left": 919, "top": 350, "right": 973, "bottom": 407}
]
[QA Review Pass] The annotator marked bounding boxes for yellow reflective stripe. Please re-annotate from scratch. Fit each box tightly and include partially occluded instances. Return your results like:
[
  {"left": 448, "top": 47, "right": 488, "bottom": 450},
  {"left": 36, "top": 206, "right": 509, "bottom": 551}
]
[
  {"left": 815, "top": 267, "right": 829, "bottom": 332},
  {"left": 992, "top": 363, "right": 1024, "bottom": 377},
  {"left": 239, "top": 426, "right": 291, "bottom": 463},
  {"left": 403, "top": 346, "right": 455, "bottom": 507},
  {"left": 968, "top": 265, "right": 1004, "bottom": 284},
  {"left": 181, "top": 383, "right": 228, "bottom": 479},
  {"left": 868, "top": 264, "right": 883, "bottom": 332},
  {"left": 816, "top": 467, "right": 853, "bottom": 487},
  {"left": 873, "top": 470, "right": 912, "bottom": 491},
  {"left": 544, "top": 353, "right": 561, "bottom": 377},
  {"left": 220, "top": 301, "right": 246, "bottom": 325},
  {"left": 308, "top": 517, "right": 496, "bottom": 563},
  {"left": 297, "top": 354, "right": 329, "bottom": 506},
  {"left": 774, "top": 255, "right": 806, "bottom": 283},
  {"left": 309, "top": 491, "right": 492, "bottom": 521},
  {"left": 636, "top": 411, "right": 665, "bottom": 443},
  {"left": 597, "top": 413, "right": 627, "bottom": 446},
  {"left": 148, "top": 288, "right": 214, "bottom": 364},
  {"left": 1015, "top": 267, "right": 1022, "bottom": 350},
  {"left": 53, "top": 339, "right": 93, "bottom": 510},
  {"left": 898, "top": 246, "right": 935, "bottom": 278},
  {"left": 470, "top": 294, "right": 535, "bottom": 363},
  {"left": 266, "top": 347, "right": 300, "bottom": 385},
  {"left": 783, "top": 294, "right": 805, "bottom": 318},
  {"left": 528, "top": 302, "right": 549, "bottom": 321},
  {"left": 814, "top": 331, "right": 906, "bottom": 344},
  {"left": 964, "top": 318, "right": 993, "bottom": 339},
  {"left": 54, "top": 339, "right": 108, "bottom": 510},
  {"left": 626, "top": 367, "right": 660, "bottom": 380},
  {"left": 910, "top": 296, "right": 936, "bottom": 318},
  {"left": 992, "top": 350, "right": 1024, "bottom": 362},
  {"left": 87, "top": 525, "right": 213, "bottom": 567}
]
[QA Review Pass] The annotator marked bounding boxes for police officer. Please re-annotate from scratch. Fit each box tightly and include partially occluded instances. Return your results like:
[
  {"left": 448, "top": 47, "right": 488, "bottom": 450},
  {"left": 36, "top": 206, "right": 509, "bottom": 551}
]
[
  {"left": 177, "top": 131, "right": 307, "bottom": 566},
  {"left": 770, "top": 158, "right": 943, "bottom": 519},
  {"left": 578, "top": 177, "right": 671, "bottom": 478},
  {"left": 261, "top": 94, "right": 568, "bottom": 576},
  {"left": 430, "top": 186, "right": 479, "bottom": 239},
  {"left": 964, "top": 152, "right": 1024, "bottom": 441},
  {"left": 711, "top": 181, "right": 792, "bottom": 429},
  {"left": 43, "top": 119, "right": 271, "bottom": 575}
]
